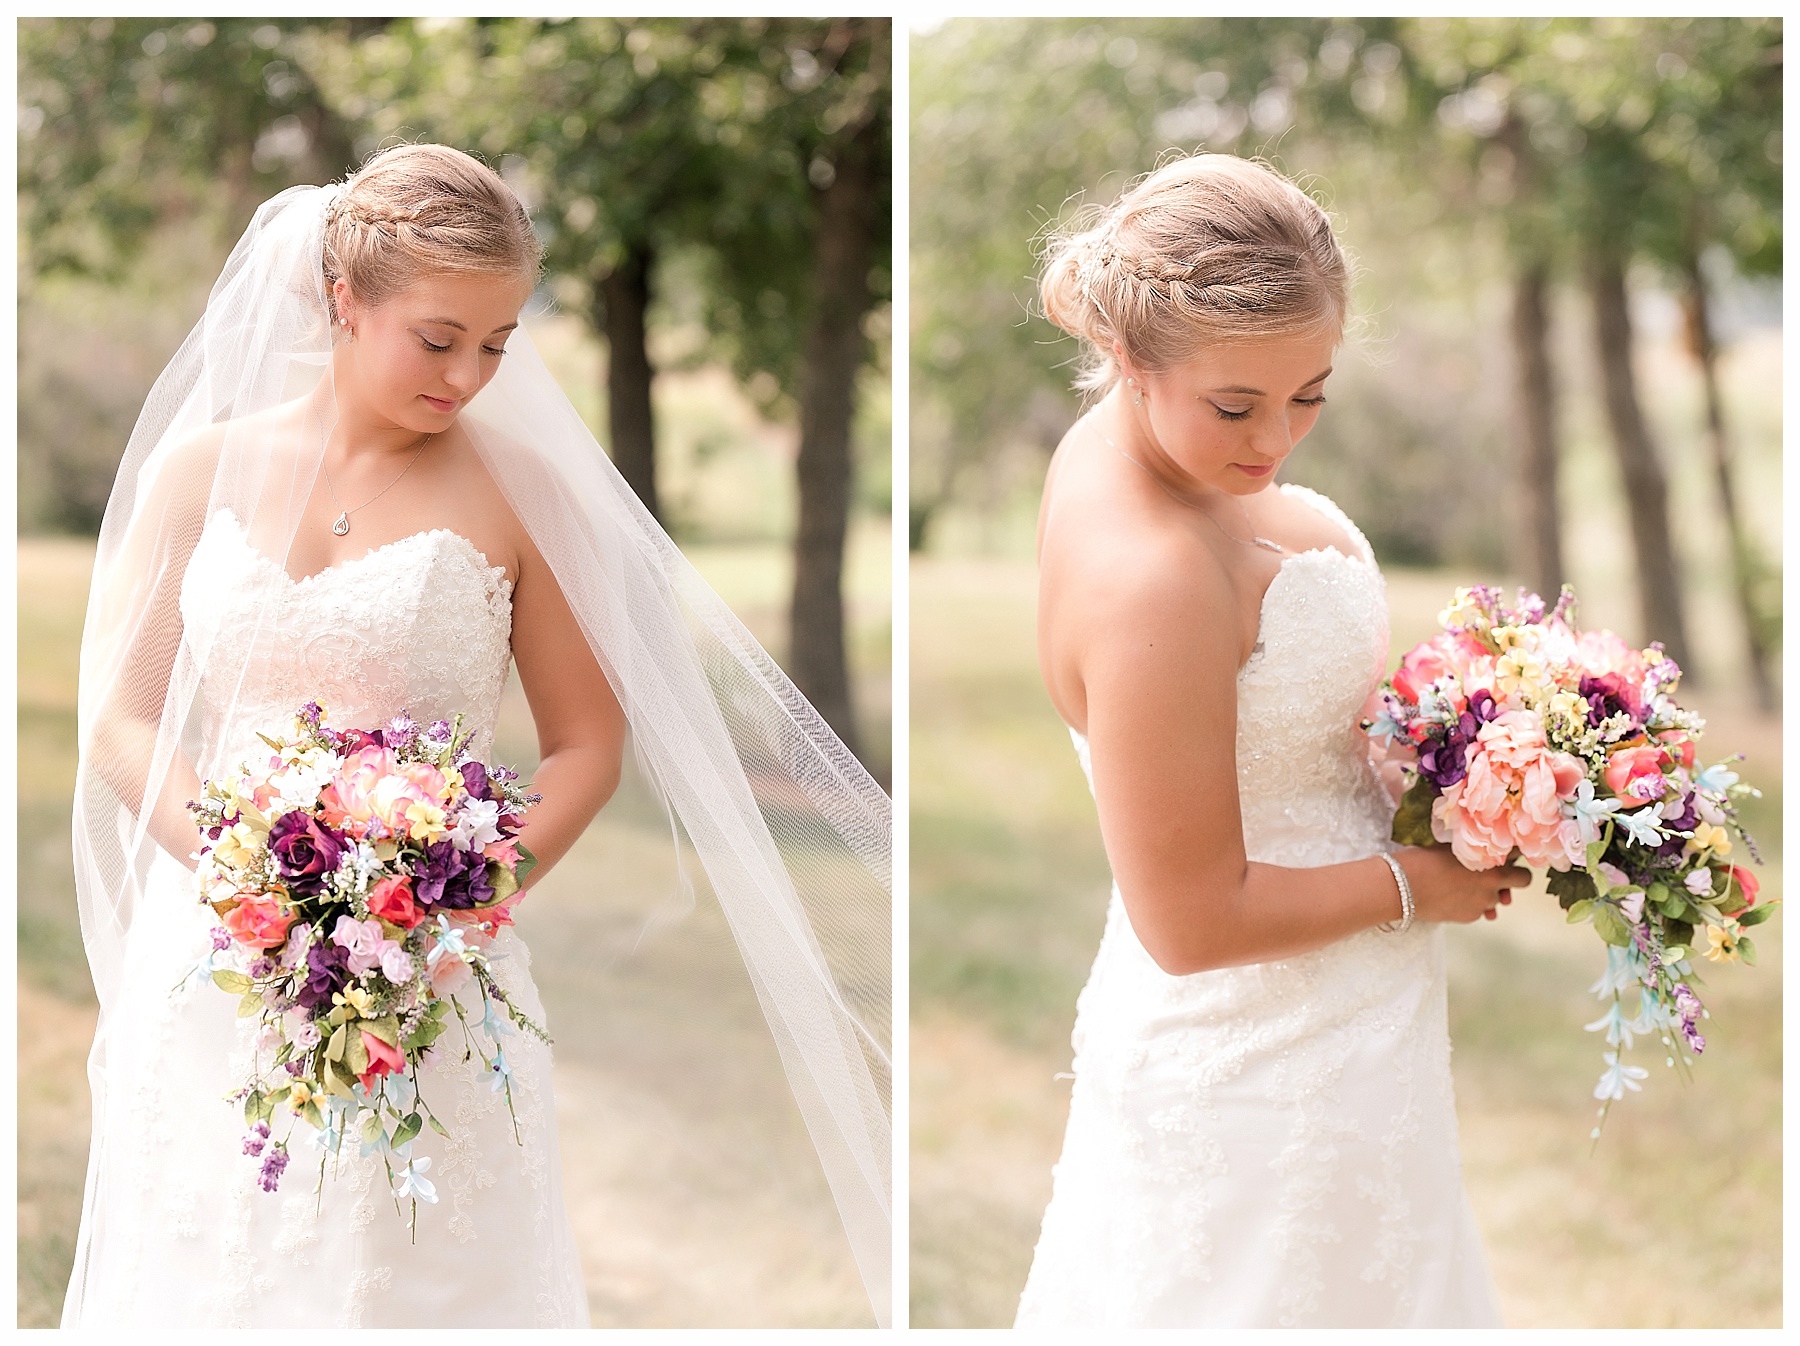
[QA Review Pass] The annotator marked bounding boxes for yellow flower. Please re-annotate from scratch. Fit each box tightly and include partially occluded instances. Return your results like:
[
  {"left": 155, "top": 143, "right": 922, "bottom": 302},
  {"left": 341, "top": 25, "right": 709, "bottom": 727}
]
[
  {"left": 405, "top": 801, "right": 448, "bottom": 843},
  {"left": 1702, "top": 923, "right": 1742, "bottom": 964},
  {"left": 287, "top": 1081, "right": 316, "bottom": 1111},
  {"left": 1686, "top": 823, "right": 1732, "bottom": 861},
  {"left": 1490, "top": 623, "right": 1529, "bottom": 652},
  {"left": 1494, "top": 646, "right": 1546, "bottom": 700},
  {"left": 1547, "top": 689, "right": 1589, "bottom": 723},
  {"left": 1438, "top": 588, "right": 1483, "bottom": 629},
  {"left": 211, "top": 821, "right": 264, "bottom": 870},
  {"left": 333, "top": 986, "right": 375, "bottom": 1017}
]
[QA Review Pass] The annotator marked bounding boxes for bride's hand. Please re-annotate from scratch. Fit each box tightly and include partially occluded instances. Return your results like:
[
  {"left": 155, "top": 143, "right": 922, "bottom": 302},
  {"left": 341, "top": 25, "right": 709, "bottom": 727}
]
[{"left": 1395, "top": 846, "right": 1528, "bottom": 925}]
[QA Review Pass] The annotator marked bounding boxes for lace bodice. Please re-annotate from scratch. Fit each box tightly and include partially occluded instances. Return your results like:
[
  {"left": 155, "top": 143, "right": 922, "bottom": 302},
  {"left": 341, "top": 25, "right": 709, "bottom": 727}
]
[
  {"left": 181, "top": 510, "right": 515, "bottom": 770},
  {"left": 1070, "top": 483, "right": 1393, "bottom": 867}
]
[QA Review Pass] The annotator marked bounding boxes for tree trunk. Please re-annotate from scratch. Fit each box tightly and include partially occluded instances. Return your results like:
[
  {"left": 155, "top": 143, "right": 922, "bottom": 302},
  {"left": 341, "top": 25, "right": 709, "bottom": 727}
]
[
  {"left": 596, "top": 242, "right": 659, "bottom": 521},
  {"left": 1681, "top": 251, "right": 1775, "bottom": 709},
  {"left": 1509, "top": 260, "right": 1564, "bottom": 600},
  {"left": 1587, "top": 251, "right": 1693, "bottom": 674},
  {"left": 790, "top": 115, "right": 880, "bottom": 759}
]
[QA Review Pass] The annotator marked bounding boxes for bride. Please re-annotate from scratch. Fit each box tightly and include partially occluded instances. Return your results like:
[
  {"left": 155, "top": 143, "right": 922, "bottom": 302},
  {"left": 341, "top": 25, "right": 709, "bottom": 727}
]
[
  {"left": 1016, "top": 154, "right": 1519, "bottom": 1328},
  {"left": 64, "top": 144, "right": 890, "bottom": 1327}
]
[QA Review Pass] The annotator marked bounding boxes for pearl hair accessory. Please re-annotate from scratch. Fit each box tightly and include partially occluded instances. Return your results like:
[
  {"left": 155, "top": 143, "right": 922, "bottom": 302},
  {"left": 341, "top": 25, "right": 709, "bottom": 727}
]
[{"left": 1376, "top": 853, "right": 1415, "bottom": 933}]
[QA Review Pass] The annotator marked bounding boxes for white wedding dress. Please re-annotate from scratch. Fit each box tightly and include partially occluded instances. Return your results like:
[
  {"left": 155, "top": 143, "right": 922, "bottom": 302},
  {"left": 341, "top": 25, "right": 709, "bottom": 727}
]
[
  {"left": 1016, "top": 485, "right": 1501, "bottom": 1328},
  {"left": 69, "top": 510, "right": 589, "bottom": 1328}
]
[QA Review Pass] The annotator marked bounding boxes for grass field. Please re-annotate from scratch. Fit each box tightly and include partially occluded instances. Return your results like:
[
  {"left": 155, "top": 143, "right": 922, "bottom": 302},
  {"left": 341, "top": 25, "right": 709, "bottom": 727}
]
[
  {"left": 18, "top": 521, "right": 891, "bottom": 1328},
  {"left": 909, "top": 553, "right": 1782, "bottom": 1328}
]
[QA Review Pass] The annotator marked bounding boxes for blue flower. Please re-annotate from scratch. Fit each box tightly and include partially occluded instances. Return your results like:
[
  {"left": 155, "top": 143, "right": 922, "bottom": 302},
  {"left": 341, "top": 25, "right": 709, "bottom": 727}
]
[
  {"left": 393, "top": 1153, "right": 439, "bottom": 1204},
  {"left": 1593, "top": 1051, "right": 1649, "bottom": 1101},
  {"left": 488, "top": 1046, "right": 512, "bottom": 1094},
  {"left": 1694, "top": 763, "right": 1740, "bottom": 797},
  {"left": 1584, "top": 999, "right": 1634, "bottom": 1048}
]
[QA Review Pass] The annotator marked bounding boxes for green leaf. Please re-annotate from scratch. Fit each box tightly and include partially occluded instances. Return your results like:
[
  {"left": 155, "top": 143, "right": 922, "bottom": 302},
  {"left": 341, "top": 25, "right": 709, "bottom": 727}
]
[
  {"left": 486, "top": 860, "right": 519, "bottom": 904},
  {"left": 1592, "top": 902, "right": 1633, "bottom": 947},
  {"left": 237, "top": 991, "right": 264, "bottom": 1018},
  {"left": 1389, "top": 777, "right": 1438, "bottom": 849},
  {"left": 343, "top": 1028, "right": 369, "bottom": 1079},
  {"left": 1738, "top": 903, "right": 1777, "bottom": 928},
  {"left": 393, "top": 1112, "right": 423, "bottom": 1148},
  {"left": 326, "top": 1023, "right": 348, "bottom": 1064},
  {"left": 426, "top": 1113, "right": 451, "bottom": 1138},
  {"left": 243, "top": 1090, "right": 264, "bottom": 1127},
  {"left": 211, "top": 969, "right": 251, "bottom": 995},
  {"left": 1564, "top": 898, "right": 1596, "bottom": 924},
  {"left": 1737, "top": 935, "right": 1758, "bottom": 966},
  {"left": 513, "top": 841, "right": 540, "bottom": 887},
  {"left": 1585, "top": 836, "right": 1608, "bottom": 871},
  {"left": 1547, "top": 868, "right": 1597, "bottom": 909},
  {"left": 362, "top": 1014, "right": 401, "bottom": 1048},
  {"left": 361, "top": 1112, "right": 384, "bottom": 1145},
  {"left": 302, "top": 1099, "right": 324, "bottom": 1129}
]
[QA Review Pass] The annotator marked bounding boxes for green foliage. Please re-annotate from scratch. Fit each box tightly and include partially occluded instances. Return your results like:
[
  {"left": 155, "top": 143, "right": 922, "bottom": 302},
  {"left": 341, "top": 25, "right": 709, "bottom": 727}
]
[
  {"left": 1390, "top": 775, "right": 1439, "bottom": 847},
  {"left": 1547, "top": 866, "right": 1597, "bottom": 908}
]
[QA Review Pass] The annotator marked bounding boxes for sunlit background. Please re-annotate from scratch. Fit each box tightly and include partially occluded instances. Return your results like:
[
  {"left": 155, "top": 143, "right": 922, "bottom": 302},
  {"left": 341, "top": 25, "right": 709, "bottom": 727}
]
[
  {"left": 909, "top": 17, "right": 1780, "bottom": 1328},
  {"left": 18, "top": 17, "right": 891, "bottom": 1328}
]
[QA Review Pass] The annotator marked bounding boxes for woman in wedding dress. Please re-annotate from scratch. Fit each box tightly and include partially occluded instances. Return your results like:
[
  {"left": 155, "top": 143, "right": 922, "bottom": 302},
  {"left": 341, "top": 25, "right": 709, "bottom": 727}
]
[
  {"left": 1015, "top": 155, "right": 1519, "bottom": 1328},
  {"left": 65, "top": 144, "right": 890, "bottom": 1327}
]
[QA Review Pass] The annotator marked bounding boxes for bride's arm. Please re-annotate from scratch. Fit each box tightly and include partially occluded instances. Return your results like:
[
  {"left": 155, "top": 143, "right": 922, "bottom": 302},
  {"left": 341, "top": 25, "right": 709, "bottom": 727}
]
[
  {"left": 1077, "top": 546, "right": 1523, "bottom": 977},
  {"left": 86, "top": 436, "right": 221, "bottom": 870},
  {"left": 508, "top": 533, "right": 627, "bottom": 887}
]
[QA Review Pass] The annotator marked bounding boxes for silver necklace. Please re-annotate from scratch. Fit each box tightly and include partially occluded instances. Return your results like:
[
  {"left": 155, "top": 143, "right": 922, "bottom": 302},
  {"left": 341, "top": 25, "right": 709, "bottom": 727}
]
[
  {"left": 322, "top": 432, "right": 433, "bottom": 536},
  {"left": 1095, "top": 425, "right": 1285, "bottom": 555}
]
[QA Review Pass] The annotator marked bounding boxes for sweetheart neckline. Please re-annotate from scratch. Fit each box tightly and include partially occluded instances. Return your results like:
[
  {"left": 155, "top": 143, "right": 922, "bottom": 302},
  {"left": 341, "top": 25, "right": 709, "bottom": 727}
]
[{"left": 208, "top": 508, "right": 513, "bottom": 594}]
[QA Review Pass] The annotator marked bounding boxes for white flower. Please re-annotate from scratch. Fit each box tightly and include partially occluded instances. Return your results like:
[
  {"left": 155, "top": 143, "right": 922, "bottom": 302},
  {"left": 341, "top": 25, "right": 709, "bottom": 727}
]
[
  {"left": 1616, "top": 808, "right": 1669, "bottom": 849},
  {"left": 448, "top": 797, "right": 503, "bottom": 850}
]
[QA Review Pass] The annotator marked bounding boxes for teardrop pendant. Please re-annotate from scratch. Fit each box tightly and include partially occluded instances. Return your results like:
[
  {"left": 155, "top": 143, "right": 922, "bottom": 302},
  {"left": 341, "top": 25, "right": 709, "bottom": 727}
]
[{"left": 331, "top": 511, "right": 351, "bottom": 537}]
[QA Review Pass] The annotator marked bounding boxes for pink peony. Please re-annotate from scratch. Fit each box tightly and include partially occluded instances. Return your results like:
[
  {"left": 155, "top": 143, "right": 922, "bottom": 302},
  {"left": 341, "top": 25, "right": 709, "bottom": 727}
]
[
  {"left": 222, "top": 895, "right": 294, "bottom": 950},
  {"left": 1602, "top": 744, "right": 1670, "bottom": 810},
  {"left": 318, "top": 745, "right": 401, "bottom": 839},
  {"left": 1431, "top": 710, "right": 1585, "bottom": 870},
  {"left": 426, "top": 947, "right": 473, "bottom": 997},
  {"left": 330, "top": 915, "right": 386, "bottom": 975},
  {"left": 1576, "top": 628, "right": 1648, "bottom": 683}
]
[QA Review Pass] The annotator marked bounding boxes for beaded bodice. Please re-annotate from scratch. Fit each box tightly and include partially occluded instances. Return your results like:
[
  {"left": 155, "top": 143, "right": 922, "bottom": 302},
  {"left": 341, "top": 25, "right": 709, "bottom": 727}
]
[{"left": 180, "top": 509, "right": 515, "bottom": 772}]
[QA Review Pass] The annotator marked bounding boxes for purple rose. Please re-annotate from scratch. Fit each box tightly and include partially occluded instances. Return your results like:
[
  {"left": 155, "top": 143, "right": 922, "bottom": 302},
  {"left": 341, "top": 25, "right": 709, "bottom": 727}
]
[{"left": 267, "top": 812, "right": 346, "bottom": 896}]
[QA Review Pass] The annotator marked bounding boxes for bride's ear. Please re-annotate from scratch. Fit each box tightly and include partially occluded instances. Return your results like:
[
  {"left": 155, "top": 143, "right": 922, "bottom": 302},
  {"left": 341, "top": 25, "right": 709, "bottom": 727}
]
[{"left": 332, "top": 278, "right": 359, "bottom": 340}]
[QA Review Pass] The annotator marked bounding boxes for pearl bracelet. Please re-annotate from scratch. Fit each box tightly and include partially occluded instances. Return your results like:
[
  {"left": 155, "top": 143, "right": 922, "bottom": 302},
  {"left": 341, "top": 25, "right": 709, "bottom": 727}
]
[{"left": 1376, "top": 852, "right": 1415, "bottom": 934}]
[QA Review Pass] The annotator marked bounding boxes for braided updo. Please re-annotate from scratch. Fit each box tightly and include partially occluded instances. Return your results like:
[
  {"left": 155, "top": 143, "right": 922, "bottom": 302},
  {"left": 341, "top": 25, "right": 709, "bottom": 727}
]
[
  {"left": 322, "top": 143, "right": 540, "bottom": 321},
  {"left": 1039, "top": 154, "right": 1349, "bottom": 394}
]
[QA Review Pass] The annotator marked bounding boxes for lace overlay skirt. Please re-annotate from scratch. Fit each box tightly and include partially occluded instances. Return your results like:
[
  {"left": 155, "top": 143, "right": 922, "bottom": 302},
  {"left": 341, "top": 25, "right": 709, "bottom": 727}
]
[
  {"left": 70, "top": 850, "right": 589, "bottom": 1328},
  {"left": 1015, "top": 890, "right": 1501, "bottom": 1328}
]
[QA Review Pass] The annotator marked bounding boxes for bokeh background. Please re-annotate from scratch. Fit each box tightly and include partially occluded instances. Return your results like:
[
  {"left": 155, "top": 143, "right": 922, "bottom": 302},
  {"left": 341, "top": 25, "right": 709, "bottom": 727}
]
[
  {"left": 19, "top": 17, "right": 890, "bottom": 1328},
  {"left": 910, "top": 17, "right": 1780, "bottom": 1328}
]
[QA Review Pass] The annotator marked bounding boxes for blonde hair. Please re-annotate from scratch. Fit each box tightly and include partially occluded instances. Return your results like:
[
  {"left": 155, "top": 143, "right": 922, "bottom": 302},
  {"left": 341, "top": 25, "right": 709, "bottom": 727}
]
[
  {"left": 1039, "top": 154, "right": 1349, "bottom": 393},
  {"left": 322, "top": 143, "right": 540, "bottom": 319}
]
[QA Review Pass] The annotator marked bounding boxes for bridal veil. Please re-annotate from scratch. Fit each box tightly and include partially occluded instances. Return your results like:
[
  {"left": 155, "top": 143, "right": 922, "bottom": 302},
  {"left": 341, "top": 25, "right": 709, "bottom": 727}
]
[{"left": 66, "top": 184, "right": 892, "bottom": 1323}]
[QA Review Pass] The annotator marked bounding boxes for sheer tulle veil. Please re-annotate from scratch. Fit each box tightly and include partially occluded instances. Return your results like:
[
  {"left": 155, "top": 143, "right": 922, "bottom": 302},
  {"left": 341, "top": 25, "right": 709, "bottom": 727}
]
[{"left": 66, "top": 184, "right": 892, "bottom": 1323}]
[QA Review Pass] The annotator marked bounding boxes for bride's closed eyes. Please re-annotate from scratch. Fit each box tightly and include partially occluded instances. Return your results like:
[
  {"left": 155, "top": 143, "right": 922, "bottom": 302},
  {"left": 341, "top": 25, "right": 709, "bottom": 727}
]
[
  {"left": 418, "top": 333, "right": 510, "bottom": 357},
  {"left": 1210, "top": 393, "right": 1328, "bottom": 423}
]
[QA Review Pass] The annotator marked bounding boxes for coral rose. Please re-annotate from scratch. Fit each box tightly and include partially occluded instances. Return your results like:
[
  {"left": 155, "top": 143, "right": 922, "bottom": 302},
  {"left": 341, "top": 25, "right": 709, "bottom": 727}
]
[
  {"left": 1603, "top": 744, "right": 1670, "bottom": 809},
  {"left": 222, "top": 895, "right": 294, "bottom": 950},
  {"left": 318, "top": 746, "right": 401, "bottom": 838},
  {"left": 1729, "top": 866, "right": 1760, "bottom": 907},
  {"left": 367, "top": 874, "right": 423, "bottom": 930},
  {"left": 357, "top": 1029, "right": 405, "bottom": 1092},
  {"left": 1390, "top": 629, "right": 1485, "bottom": 704}
]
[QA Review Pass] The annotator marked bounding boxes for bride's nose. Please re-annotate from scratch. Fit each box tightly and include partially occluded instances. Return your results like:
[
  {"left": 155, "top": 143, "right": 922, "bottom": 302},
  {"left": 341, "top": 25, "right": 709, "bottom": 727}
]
[{"left": 442, "top": 349, "right": 482, "bottom": 396}]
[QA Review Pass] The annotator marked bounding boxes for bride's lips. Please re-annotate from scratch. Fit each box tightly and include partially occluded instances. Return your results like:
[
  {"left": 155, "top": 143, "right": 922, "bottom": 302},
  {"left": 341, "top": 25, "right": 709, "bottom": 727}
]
[
  {"left": 1235, "top": 461, "right": 1277, "bottom": 478},
  {"left": 421, "top": 394, "right": 461, "bottom": 413}
]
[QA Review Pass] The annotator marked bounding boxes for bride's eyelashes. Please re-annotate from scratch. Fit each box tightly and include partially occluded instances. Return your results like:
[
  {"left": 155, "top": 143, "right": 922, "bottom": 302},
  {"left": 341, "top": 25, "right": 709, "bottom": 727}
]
[
  {"left": 418, "top": 333, "right": 510, "bottom": 358},
  {"left": 1209, "top": 394, "right": 1327, "bottom": 423}
]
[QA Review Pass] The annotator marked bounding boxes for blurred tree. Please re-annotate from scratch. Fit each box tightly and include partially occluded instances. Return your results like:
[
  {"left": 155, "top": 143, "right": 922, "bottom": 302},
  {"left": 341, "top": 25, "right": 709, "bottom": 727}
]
[{"left": 19, "top": 17, "right": 373, "bottom": 280}]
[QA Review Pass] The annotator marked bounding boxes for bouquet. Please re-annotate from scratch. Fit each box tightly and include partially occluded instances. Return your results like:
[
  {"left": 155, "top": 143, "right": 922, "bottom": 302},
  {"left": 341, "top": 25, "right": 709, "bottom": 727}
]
[
  {"left": 184, "top": 702, "right": 546, "bottom": 1227},
  {"left": 1364, "top": 585, "right": 1772, "bottom": 1132}
]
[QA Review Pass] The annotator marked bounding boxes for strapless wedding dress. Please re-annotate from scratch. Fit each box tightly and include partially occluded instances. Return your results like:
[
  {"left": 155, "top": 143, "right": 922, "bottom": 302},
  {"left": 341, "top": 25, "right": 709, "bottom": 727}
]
[
  {"left": 1016, "top": 485, "right": 1501, "bottom": 1328},
  {"left": 68, "top": 510, "right": 589, "bottom": 1328}
]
